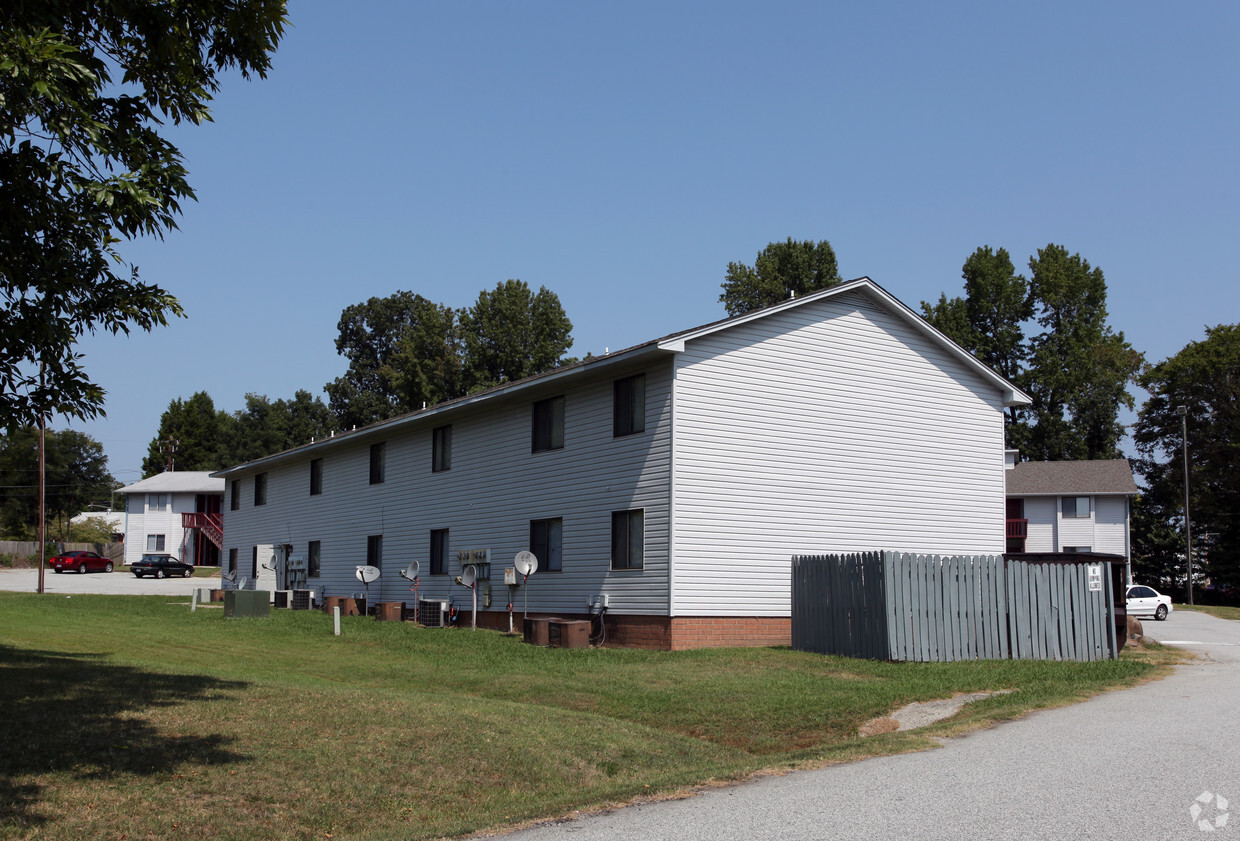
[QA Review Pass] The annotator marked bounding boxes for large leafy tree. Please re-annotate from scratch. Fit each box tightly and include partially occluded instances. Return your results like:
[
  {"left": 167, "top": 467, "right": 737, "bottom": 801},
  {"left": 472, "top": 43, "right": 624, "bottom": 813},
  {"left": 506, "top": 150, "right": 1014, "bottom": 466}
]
[
  {"left": 720, "top": 238, "right": 842, "bottom": 317},
  {"left": 325, "top": 292, "right": 463, "bottom": 429},
  {"left": 461, "top": 280, "right": 573, "bottom": 391},
  {"left": 229, "top": 390, "right": 335, "bottom": 465},
  {"left": 142, "top": 391, "right": 230, "bottom": 476},
  {"left": 0, "top": 427, "right": 113, "bottom": 539},
  {"left": 922, "top": 244, "right": 1140, "bottom": 458},
  {"left": 1132, "top": 324, "right": 1240, "bottom": 591},
  {"left": 0, "top": 1, "right": 287, "bottom": 429}
]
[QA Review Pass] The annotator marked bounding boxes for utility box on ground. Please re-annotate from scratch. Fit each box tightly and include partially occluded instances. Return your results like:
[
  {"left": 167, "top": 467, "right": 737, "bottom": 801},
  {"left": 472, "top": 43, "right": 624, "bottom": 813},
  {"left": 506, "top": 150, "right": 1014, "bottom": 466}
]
[
  {"left": 375, "top": 602, "right": 403, "bottom": 621},
  {"left": 225, "top": 589, "right": 270, "bottom": 618}
]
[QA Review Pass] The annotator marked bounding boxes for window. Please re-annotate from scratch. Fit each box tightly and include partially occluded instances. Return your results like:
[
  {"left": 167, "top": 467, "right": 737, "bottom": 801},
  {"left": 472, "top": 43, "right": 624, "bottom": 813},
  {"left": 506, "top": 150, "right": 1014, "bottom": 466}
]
[
  {"left": 430, "top": 528, "right": 449, "bottom": 575},
  {"left": 251, "top": 546, "right": 259, "bottom": 578},
  {"left": 432, "top": 425, "right": 452, "bottom": 472},
  {"left": 611, "top": 510, "right": 644, "bottom": 570},
  {"left": 310, "top": 459, "right": 323, "bottom": 495},
  {"left": 230, "top": 480, "right": 239, "bottom": 511},
  {"left": 530, "top": 518, "right": 563, "bottom": 573},
  {"left": 146, "top": 534, "right": 166, "bottom": 552},
  {"left": 613, "top": 374, "right": 646, "bottom": 437},
  {"left": 370, "top": 442, "right": 386, "bottom": 484},
  {"left": 1063, "top": 546, "right": 1093, "bottom": 554},
  {"left": 254, "top": 473, "right": 267, "bottom": 506},
  {"left": 227, "top": 548, "right": 237, "bottom": 575},
  {"left": 367, "top": 535, "right": 383, "bottom": 570},
  {"left": 147, "top": 493, "right": 169, "bottom": 512},
  {"left": 532, "top": 396, "right": 565, "bottom": 452},
  {"left": 308, "top": 540, "right": 321, "bottom": 578},
  {"left": 1062, "top": 496, "right": 1090, "bottom": 518}
]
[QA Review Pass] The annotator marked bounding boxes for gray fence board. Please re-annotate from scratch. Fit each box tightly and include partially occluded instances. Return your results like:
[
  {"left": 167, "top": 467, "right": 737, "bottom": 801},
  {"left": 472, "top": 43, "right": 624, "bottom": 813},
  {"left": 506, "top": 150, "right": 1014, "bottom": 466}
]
[{"left": 793, "top": 552, "right": 1115, "bottom": 662}]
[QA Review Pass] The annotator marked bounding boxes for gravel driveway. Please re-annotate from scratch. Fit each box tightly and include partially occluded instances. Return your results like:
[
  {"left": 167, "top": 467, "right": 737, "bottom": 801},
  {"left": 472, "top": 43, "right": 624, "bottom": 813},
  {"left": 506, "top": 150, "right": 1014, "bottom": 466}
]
[{"left": 0, "top": 567, "right": 209, "bottom": 596}]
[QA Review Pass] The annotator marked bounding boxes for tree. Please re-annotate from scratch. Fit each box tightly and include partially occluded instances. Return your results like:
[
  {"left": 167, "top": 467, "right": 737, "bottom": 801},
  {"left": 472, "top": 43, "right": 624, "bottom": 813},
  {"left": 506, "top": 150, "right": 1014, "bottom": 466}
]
[
  {"left": 325, "top": 292, "right": 463, "bottom": 429},
  {"left": 0, "top": 427, "right": 113, "bottom": 539},
  {"left": 1132, "top": 324, "right": 1240, "bottom": 591},
  {"left": 720, "top": 238, "right": 843, "bottom": 317},
  {"left": 1022, "top": 245, "right": 1142, "bottom": 461},
  {"left": 229, "top": 390, "right": 336, "bottom": 465},
  {"left": 460, "top": 280, "right": 574, "bottom": 391},
  {"left": 0, "top": 1, "right": 287, "bottom": 429},
  {"left": 142, "top": 391, "right": 230, "bottom": 476},
  {"left": 922, "top": 244, "right": 1140, "bottom": 458}
]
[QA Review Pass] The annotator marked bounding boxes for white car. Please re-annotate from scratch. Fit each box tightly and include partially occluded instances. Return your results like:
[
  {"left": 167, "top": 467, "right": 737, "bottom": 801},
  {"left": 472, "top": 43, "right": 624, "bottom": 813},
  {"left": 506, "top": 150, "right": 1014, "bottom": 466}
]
[{"left": 1127, "top": 585, "right": 1173, "bottom": 621}]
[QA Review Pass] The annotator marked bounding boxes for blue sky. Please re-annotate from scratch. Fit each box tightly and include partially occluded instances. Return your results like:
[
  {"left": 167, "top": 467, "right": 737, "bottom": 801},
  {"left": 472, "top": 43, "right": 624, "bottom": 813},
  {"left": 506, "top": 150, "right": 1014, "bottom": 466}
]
[{"left": 65, "top": 0, "right": 1239, "bottom": 482}]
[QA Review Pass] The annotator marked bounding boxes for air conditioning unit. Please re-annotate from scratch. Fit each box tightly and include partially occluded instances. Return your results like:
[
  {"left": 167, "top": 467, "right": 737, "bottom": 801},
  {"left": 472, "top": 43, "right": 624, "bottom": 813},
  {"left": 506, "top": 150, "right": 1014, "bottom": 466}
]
[
  {"left": 272, "top": 590, "right": 292, "bottom": 609},
  {"left": 418, "top": 599, "right": 450, "bottom": 628},
  {"left": 291, "top": 589, "right": 315, "bottom": 611}
]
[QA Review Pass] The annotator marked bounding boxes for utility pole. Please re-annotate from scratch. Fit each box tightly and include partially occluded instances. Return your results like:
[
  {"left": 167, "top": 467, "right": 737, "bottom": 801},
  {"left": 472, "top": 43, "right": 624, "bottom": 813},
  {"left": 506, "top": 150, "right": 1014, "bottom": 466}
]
[
  {"left": 1177, "top": 405, "right": 1194, "bottom": 605},
  {"left": 36, "top": 364, "right": 46, "bottom": 595},
  {"left": 162, "top": 436, "right": 180, "bottom": 472}
]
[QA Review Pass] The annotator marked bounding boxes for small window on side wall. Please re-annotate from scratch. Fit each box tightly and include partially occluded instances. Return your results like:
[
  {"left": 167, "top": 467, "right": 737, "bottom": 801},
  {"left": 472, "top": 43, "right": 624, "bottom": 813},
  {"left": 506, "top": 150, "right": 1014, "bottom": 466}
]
[
  {"left": 530, "top": 518, "right": 563, "bottom": 572},
  {"left": 227, "top": 548, "right": 237, "bottom": 575},
  {"left": 432, "top": 425, "right": 452, "bottom": 472},
  {"left": 613, "top": 374, "right": 646, "bottom": 437},
  {"left": 310, "top": 459, "right": 323, "bottom": 495},
  {"left": 532, "top": 396, "right": 565, "bottom": 452},
  {"left": 147, "top": 534, "right": 166, "bottom": 552},
  {"left": 308, "top": 540, "right": 321, "bottom": 578},
  {"left": 367, "top": 535, "right": 383, "bottom": 570},
  {"left": 230, "top": 480, "right": 239, "bottom": 511},
  {"left": 254, "top": 473, "right": 267, "bottom": 506},
  {"left": 369, "top": 443, "right": 386, "bottom": 484},
  {"left": 1062, "top": 496, "right": 1090, "bottom": 518},
  {"left": 611, "top": 510, "right": 644, "bottom": 570},
  {"left": 429, "top": 528, "right": 448, "bottom": 575}
]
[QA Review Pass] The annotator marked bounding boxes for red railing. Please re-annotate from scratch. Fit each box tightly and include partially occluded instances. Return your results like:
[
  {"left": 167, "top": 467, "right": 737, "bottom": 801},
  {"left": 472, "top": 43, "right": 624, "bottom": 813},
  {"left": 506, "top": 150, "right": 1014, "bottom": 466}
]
[
  {"left": 182, "top": 512, "right": 224, "bottom": 549},
  {"left": 1006, "top": 518, "right": 1028, "bottom": 539}
]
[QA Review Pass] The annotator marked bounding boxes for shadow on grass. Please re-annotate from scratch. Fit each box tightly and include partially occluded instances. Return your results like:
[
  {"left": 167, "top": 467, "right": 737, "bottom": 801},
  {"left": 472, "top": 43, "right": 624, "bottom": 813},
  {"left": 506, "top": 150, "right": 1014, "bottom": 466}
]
[{"left": 0, "top": 644, "right": 249, "bottom": 829}]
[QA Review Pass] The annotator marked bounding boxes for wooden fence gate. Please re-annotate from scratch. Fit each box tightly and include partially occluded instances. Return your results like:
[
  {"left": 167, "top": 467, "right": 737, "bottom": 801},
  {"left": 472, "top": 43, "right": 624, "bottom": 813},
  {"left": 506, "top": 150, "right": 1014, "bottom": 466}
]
[{"left": 791, "top": 551, "right": 1119, "bottom": 662}]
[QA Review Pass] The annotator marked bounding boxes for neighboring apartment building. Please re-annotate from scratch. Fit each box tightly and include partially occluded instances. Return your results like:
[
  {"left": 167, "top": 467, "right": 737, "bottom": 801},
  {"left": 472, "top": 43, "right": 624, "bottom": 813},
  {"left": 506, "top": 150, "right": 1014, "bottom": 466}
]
[
  {"left": 1004, "top": 453, "right": 1138, "bottom": 576},
  {"left": 214, "top": 278, "right": 1029, "bottom": 649},
  {"left": 118, "top": 471, "right": 225, "bottom": 567}
]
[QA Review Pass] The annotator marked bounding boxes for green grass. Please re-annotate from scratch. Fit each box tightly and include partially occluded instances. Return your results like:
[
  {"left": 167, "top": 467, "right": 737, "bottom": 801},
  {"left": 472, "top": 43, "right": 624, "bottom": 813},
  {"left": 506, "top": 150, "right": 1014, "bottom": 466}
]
[
  {"left": 0, "top": 593, "right": 1179, "bottom": 840},
  {"left": 1179, "top": 603, "right": 1240, "bottom": 621}
]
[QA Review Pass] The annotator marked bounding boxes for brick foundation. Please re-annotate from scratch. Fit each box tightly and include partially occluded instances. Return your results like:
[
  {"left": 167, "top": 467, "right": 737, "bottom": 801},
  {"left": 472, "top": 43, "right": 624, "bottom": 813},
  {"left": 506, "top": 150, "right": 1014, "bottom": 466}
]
[{"left": 456, "top": 609, "right": 790, "bottom": 650}]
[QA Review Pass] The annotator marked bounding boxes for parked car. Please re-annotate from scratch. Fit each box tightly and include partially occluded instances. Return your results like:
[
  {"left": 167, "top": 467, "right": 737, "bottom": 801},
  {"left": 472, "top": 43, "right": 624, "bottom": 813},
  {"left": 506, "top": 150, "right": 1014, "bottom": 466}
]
[
  {"left": 1127, "top": 584, "right": 1173, "bottom": 621},
  {"left": 48, "top": 550, "right": 114, "bottom": 574},
  {"left": 130, "top": 554, "right": 195, "bottom": 579}
]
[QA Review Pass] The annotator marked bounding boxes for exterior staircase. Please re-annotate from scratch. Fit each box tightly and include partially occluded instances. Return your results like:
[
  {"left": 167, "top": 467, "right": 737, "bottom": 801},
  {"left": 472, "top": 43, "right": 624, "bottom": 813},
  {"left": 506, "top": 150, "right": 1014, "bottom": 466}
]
[{"left": 182, "top": 512, "right": 224, "bottom": 549}]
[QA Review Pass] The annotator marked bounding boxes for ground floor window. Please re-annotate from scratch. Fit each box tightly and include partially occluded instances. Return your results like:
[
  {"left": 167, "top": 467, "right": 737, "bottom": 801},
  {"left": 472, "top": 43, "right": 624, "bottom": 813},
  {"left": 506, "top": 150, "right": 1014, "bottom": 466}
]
[
  {"left": 308, "top": 540, "right": 321, "bottom": 577},
  {"left": 430, "top": 529, "right": 448, "bottom": 575},
  {"left": 228, "top": 548, "right": 237, "bottom": 575},
  {"left": 146, "top": 534, "right": 165, "bottom": 552},
  {"left": 367, "top": 535, "right": 383, "bottom": 570},
  {"left": 610, "top": 509, "right": 643, "bottom": 570},
  {"left": 530, "top": 518, "right": 563, "bottom": 572}
]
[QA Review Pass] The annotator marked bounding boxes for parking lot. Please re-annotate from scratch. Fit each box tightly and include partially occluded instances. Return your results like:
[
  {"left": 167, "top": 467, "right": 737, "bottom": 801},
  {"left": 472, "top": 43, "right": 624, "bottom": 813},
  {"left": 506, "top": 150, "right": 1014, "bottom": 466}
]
[{"left": 0, "top": 568, "right": 209, "bottom": 596}]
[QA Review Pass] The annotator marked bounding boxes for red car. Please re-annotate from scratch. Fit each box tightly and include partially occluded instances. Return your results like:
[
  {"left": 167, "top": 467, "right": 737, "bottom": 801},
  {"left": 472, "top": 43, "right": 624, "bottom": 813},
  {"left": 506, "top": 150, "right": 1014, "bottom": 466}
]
[{"left": 49, "top": 550, "right": 115, "bottom": 574}]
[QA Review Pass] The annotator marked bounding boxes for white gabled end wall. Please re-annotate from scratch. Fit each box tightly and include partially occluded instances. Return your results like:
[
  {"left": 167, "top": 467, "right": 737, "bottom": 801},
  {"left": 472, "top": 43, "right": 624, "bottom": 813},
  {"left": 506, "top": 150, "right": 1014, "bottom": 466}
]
[{"left": 670, "top": 290, "right": 1009, "bottom": 617}]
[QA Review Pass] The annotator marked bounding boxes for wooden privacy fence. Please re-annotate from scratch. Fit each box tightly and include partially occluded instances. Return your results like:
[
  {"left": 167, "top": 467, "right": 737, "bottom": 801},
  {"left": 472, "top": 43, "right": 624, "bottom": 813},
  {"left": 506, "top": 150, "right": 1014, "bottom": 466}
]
[
  {"left": 0, "top": 541, "right": 123, "bottom": 563},
  {"left": 791, "top": 552, "right": 1118, "bottom": 662}
]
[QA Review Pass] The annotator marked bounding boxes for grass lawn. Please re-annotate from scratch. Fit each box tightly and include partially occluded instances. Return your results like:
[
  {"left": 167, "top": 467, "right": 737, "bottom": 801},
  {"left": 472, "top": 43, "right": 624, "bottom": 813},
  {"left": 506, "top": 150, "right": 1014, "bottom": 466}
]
[
  {"left": 0, "top": 593, "right": 1179, "bottom": 841},
  {"left": 1179, "top": 604, "right": 1240, "bottom": 621}
]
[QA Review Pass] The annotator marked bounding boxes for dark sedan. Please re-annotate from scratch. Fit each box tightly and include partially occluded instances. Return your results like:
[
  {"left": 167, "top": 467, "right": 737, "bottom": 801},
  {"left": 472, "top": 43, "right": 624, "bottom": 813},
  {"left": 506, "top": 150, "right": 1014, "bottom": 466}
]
[
  {"left": 49, "top": 550, "right": 114, "bottom": 574},
  {"left": 130, "top": 554, "right": 195, "bottom": 579}
]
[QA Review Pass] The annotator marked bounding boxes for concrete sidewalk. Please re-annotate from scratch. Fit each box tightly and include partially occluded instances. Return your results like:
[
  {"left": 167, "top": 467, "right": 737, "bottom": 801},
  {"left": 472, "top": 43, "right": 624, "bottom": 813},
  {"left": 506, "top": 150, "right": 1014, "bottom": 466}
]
[{"left": 0, "top": 568, "right": 210, "bottom": 597}]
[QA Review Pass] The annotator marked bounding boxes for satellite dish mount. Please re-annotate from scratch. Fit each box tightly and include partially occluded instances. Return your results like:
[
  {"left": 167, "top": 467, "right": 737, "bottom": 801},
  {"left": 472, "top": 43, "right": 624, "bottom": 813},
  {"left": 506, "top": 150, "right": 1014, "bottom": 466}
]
[
  {"left": 355, "top": 565, "right": 381, "bottom": 610},
  {"left": 513, "top": 551, "right": 539, "bottom": 623}
]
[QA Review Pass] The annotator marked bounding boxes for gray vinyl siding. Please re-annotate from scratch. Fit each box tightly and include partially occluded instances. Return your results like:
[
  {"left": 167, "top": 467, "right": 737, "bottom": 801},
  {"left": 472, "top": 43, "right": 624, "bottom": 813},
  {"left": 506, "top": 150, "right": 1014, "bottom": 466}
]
[
  {"left": 670, "top": 291, "right": 1009, "bottom": 617},
  {"left": 220, "top": 362, "right": 673, "bottom": 614},
  {"left": 1023, "top": 497, "right": 1058, "bottom": 552},
  {"left": 1021, "top": 495, "right": 1129, "bottom": 557}
]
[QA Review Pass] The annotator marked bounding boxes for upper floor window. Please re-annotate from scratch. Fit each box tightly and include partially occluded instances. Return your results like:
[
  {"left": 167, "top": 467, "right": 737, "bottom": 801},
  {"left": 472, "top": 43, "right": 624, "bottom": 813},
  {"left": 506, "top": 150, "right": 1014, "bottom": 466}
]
[
  {"left": 230, "top": 480, "right": 239, "bottom": 511},
  {"left": 611, "top": 509, "right": 644, "bottom": 571},
  {"left": 369, "top": 442, "right": 386, "bottom": 484},
  {"left": 147, "top": 493, "right": 170, "bottom": 512},
  {"left": 254, "top": 473, "right": 267, "bottom": 506},
  {"left": 613, "top": 374, "right": 646, "bottom": 437},
  {"left": 532, "top": 396, "right": 565, "bottom": 452},
  {"left": 430, "top": 528, "right": 449, "bottom": 575},
  {"left": 310, "top": 458, "right": 323, "bottom": 495},
  {"left": 1061, "top": 496, "right": 1090, "bottom": 518},
  {"left": 432, "top": 425, "right": 452, "bottom": 472},
  {"left": 530, "top": 517, "right": 563, "bottom": 573}
]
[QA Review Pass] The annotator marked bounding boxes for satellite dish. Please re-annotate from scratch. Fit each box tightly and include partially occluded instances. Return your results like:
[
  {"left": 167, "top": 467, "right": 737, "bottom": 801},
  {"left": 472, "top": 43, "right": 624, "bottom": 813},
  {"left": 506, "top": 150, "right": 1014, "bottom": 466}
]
[
  {"left": 460, "top": 564, "right": 477, "bottom": 588},
  {"left": 514, "top": 551, "right": 538, "bottom": 576},
  {"left": 223, "top": 569, "right": 237, "bottom": 582},
  {"left": 399, "top": 560, "right": 420, "bottom": 581},
  {"left": 355, "top": 565, "right": 381, "bottom": 584}
]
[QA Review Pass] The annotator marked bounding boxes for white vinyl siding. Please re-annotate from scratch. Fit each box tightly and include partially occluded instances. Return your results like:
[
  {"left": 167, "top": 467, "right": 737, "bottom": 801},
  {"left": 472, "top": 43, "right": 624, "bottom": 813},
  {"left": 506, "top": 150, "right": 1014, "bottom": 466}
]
[
  {"left": 1015, "top": 494, "right": 1130, "bottom": 559},
  {"left": 218, "top": 362, "right": 673, "bottom": 614},
  {"left": 670, "top": 292, "right": 1008, "bottom": 616},
  {"left": 1023, "top": 497, "right": 1058, "bottom": 552},
  {"left": 1093, "top": 496, "right": 1130, "bottom": 557}
]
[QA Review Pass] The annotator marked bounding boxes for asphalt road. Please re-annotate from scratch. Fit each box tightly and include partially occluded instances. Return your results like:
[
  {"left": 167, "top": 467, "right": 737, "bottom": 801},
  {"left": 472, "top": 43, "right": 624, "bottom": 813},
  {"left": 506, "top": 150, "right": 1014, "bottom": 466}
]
[
  {"left": 502, "top": 609, "right": 1240, "bottom": 841},
  {"left": 0, "top": 567, "right": 208, "bottom": 596}
]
